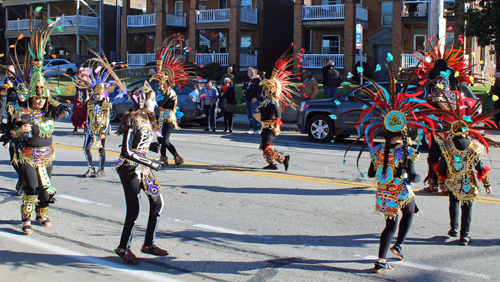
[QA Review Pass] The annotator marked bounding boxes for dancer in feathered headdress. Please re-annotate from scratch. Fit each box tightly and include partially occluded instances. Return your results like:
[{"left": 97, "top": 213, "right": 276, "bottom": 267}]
[
  {"left": 149, "top": 36, "right": 196, "bottom": 168},
  {"left": 0, "top": 13, "right": 72, "bottom": 235},
  {"left": 254, "top": 52, "right": 298, "bottom": 171},
  {"left": 432, "top": 88, "right": 500, "bottom": 245},
  {"left": 87, "top": 50, "right": 168, "bottom": 264},
  {"left": 341, "top": 64, "right": 440, "bottom": 273},
  {"left": 73, "top": 56, "right": 114, "bottom": 178}
]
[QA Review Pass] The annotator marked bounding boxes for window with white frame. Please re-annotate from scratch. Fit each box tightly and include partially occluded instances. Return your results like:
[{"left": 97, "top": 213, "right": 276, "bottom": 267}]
[
  {"left": 322, "top": 35, "right": 340, "bottom": 54},
  {"left": 322, "top": 0, "right": 340, "bottom": 4},
  {"left": 414, "top": 35, "right": 426, "bottom": 51},
  {"left": 175, "top": 1, "right": 183, "bottom": 15},
  {"left": 241, "top": 0, "right": 252, "bottom": 8},
  {"left": 445, "top": 32, "right": 454, "bottom": 46},
  {"left": 381, "top": 2, "right": 393, "bottom": 26}
]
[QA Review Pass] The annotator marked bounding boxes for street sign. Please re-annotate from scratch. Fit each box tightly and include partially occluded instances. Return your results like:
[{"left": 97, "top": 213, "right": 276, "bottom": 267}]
[{"left": 356, "top": 24, "right": 362, "bottom": 50}]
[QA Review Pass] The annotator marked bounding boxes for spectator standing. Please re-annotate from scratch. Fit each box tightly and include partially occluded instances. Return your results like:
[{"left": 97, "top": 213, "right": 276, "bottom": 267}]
[
  {"left": 221, "top": 78, "right": 236, "bottom": 132},
  {"left": 242, "top": 67, "right": 262, "bottom": 134},
  {"left": 301, "top": 72, "right": 319, "bottom": 101},
  {"left": 71, "top": 68, "right": 91, "bottom": 133},
  {"left": 220, "top": 66, "right": 235, "bottom": 86},
  {"left": 322, "top": 60, "right": 341, "bottom": 98},
  {"left": 2, "top": 66, "right": 18, "bottom": 122},
  {"left": 490, "top": 71, "right": 500, "bottom": 125},
  {"left": 200, "top": 80, "right": 218, "bottom": 132}
]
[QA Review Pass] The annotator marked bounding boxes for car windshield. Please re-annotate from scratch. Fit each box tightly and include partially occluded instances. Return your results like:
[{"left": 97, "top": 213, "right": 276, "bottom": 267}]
[{"left": 43, "top": 60, "right": 51, "bottom": 66}]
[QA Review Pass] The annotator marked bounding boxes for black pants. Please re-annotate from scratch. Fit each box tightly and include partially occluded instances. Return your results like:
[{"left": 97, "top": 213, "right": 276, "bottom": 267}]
[
  {"left": 449, "top": 193, "right": 472, "bottom": 237},
  {"left": 494, "top": 101, "right": 500, "bottom": 125},
  {"left": 18, "top": 163, "right": 54, "bottom": 208},
  {"left": 9, "top": 143, "right": 24, "bottom": 188},
  {"left": 158, "top": 122, "right": 178, "bottom": 158},
  {"left": 426, "top": 136, "right": 440, "bottom": 186},
  {"left": 223, "top": 110, "right": 233, "bottom": 130},
  {"left": 117, "top": 165, "right": 164, "bottom": 249},
  {"left": 261, "top": 128, "right": 274, "bottom": 146},
  {"left": 83, "top": 135, "right": 106, "bottom": 171},
  {"left": 378, "top": 198, "right": 415, "bottom": 259},
  {"left": 203, "top": 104, "right": 216, "bottom": 129}
]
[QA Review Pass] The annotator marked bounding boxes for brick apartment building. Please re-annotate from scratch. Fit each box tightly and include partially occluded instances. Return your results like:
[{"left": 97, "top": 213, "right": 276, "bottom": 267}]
[
  {"left": 121, "top": 0, "right": 293, "bottom": 78},
  {"left": 293, "top": 0, "right": 497, "bottom": 81}
]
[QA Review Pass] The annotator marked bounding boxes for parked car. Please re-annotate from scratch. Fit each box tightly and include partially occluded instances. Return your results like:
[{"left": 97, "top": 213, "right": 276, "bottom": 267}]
[
  {"left": 110, "top": 78, "right": 223, "bottom": 125},
  {"left": 42, "top": 59, "right": 78, "bottom": 76},
  {"left": 297, "top": 81, "right": 477, "bottom": 142}
]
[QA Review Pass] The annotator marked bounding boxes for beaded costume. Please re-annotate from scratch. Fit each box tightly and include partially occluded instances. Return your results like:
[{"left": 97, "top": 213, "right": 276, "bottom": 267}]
[
  {"left": 0, "top": 14, "right": 71, "bottom": 233},
  {"left": 256, "top": 52, "right": 298, "bottom": 170}
]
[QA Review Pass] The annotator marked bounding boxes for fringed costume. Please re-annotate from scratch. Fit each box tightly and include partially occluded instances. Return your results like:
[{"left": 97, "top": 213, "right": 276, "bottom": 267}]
[
  {"left": 431, "top": 93, "right": 499, "bottom": 245},
  {"left": 341, "top": 64, "right": 439, "bottom": 273},
  {"left": 91, "top": 53, "right": 168, "bottom": 264},
  {"left": 150, "top": 36, "right": 195, "bottom": 168},
  {"left": 255, "top": 52, "right": 298, "bottom": 171},
  {"left": 73, "top": 59, "right": 113, "bottom": 177},
  {"left": 0, "top": 14, "right": 71, "bottom": 234}
]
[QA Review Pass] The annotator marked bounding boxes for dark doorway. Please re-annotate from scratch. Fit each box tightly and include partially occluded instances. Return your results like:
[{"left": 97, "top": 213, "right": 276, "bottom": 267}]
[{"left": 373, "top": 45, "right": 391, "bottom": 79}]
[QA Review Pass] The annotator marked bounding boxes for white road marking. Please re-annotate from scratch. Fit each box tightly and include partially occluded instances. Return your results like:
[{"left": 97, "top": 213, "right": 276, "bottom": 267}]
[
  {"left": 192, "top": 223, "right": 248, "bottom": 235},
  {"left": 363, "top": 255, "right": 489, "bottom": 279},
  {"left": 0, "top": 230, "right": 183, "bottom": 282},
  {"left": 58, "top": 194, "right": 112, "bottom": 207}
]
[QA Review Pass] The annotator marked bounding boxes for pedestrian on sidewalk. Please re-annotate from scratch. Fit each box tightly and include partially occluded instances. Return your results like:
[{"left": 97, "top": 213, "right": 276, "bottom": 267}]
[
  {"left": 490, "top": 71, "right": 500, "bottom": 125},
  {"left": 219, "top": 66, "right": 235, "bottom": 86},
  {"left": 242, "top": 67, "right": 262, "bottom": 134},
  {"left": 200, "top": 80, "right": 218, "bottom": 132},
  {"left": 301, "top": 71, "right": 318, "bottom": 101},
  {"left": 322, "top": 60, "right": 341, "bottom": 98},
  {"left": 221, "top": 77, "right": 236, "bottom": 132}
]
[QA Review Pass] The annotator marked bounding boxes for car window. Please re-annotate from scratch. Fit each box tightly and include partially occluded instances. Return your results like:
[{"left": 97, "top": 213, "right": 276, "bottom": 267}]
[
  {"left": 173, "top": 84, "right": 196, "bottom": 95},
  {"left": 461, "top": 85, "right": 477, "bottom": 99},
  {"left": 43, "top": 60, "right": 50, "bottom": 66}
]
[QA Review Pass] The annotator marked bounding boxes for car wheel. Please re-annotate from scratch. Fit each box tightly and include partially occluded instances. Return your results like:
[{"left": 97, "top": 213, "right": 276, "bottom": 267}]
[
  {"left": 307, "top": 115, "right": 334, "bottom": 143},
  {"left": 109, "top": 106, "right": 119, "bottom": 122},
  {"left": 66, "top": 69, "right": 74, "bottom": 76}
]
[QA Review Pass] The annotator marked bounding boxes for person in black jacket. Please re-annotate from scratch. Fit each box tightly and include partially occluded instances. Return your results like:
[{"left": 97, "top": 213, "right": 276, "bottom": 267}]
[
  {"left": 221, "top": 78, "right": 236, "bottom": 132},
  {"left": 322, "top": 60, "right": 341, "bottom": 98},
  {"left": 490, "top": 71, "right": 500, "bottom": 125},
  {"left": 242, "top": 67, "right": 262, "bottom": 134}
]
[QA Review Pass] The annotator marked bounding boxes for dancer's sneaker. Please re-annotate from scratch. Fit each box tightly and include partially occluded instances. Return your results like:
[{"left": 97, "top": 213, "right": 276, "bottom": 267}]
[
  {"left": 373, "top": 261, "right": 394, "bottom": 274},
  {"left": 84, "top": 168, "right": 96, "bottom": 178},
  {"left": 92, "top": 170, "right": 105, "bottom": 178},
  {"left": 423, "top": 186, "right": 438, "bottom": 193},
  {"left": 448, "top": 229, "right": 458, "bottom": 237},
  {"left": 141, "top": 244, "right": 169, "bottom": 256},
  {"left": 115, "top": 247, "right": 139, "bottom": 264},
  {"left": 283, "top": 156, "right": 290, "bottom": 171},
  {"left": 459, "top": 236, "right": 471, "bottom": 245},
  {"left": 390, "top": 244, "right": 404, "bottom": 260},
  {"left": 263, "top": 163, "right": 278, "bottom": 170}
]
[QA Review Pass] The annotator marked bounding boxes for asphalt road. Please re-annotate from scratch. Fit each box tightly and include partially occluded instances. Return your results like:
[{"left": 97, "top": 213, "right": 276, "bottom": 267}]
[{"left": 1, "top": 117, "right": 500, "bottom": 282}]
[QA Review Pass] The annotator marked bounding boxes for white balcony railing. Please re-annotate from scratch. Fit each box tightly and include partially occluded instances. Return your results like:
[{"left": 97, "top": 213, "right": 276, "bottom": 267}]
[
  {"left": 127, "top": 52, "right": 156, "bottom": 66},
  {"left": 302, "top": 54, "right": 344, "bottom": 69},
  {"left": 303, "top": 5, "right": 345, "bottom": 20},
  {"left": 7, "top": 19, "right": 43, "bottom": 31},
  {"left": 127, "top": 14, "right": 156, "bottom": 27},
  {"left": 196, "top": 9, "right": 230, "bottom": 23},
  {"left": 241, "top": 7, "right": 257, "bottom": 24},
  {"left": 356, "top": 6, "right": 368, "bottom": 21},
  {"left": 196, "top": 52, "right": 229, "bottom": 66},
  {"left": 402, "top": 1, "right": 429, "bottom": 17},
  {"left": 127, "top": 14, "right": 187, "bottom": 28},
  {"left": 166, "top": 14, "right": 187, "bottom": 27},
  {"left": 240, "top": 53, "right": 257, "bottom": 67},
  {"left": 56, "top": 15, "right": 99, "bottom": 28},
  {"left": 401, "top": 53, "right": 424, "bottom": 69}
]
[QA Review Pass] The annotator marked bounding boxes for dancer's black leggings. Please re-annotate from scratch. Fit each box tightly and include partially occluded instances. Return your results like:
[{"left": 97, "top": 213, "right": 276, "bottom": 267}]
[
  {"left": 83, "top": 135, "right": 106, "bottom": 171},
  {"left": 261, "top": 128, "right": 274, "bottom": 147},
  {"left": 378, "top": 198, "right": 415, "bottom": 259},
  {"left": 158, "top": 122, "right": 178, "bottom": 158},
  {"left": 117, "top": 165, "right": 164, "bottom": 249},
  {"left": 9, "top": 143, "right": 23, "bottom": 185},
  {"left": 223, "top": 110, "right": 233, "bottom": 130},
  {"left": 18, "top": 163, "right": 53, "bottom": 208},
  {"left": 449, "top": 193, "right": 472, "bottom": 237}
]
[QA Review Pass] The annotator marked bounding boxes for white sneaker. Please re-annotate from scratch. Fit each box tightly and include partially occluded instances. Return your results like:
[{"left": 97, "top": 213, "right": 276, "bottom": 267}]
[
  {"left": 253, "top": 130, "right": 259, "bottom": 135},
  {"left": 246, "top": 130, "right": 254, "bottom": 134}
]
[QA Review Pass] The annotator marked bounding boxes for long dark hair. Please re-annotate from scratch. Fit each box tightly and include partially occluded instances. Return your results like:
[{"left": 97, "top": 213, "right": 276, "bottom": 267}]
[
  {"left": 117, "top": 87, "right": 159, "bottom": 134},
  {"left": 382, "top": 130, "right": 409, "bottom": 175}
]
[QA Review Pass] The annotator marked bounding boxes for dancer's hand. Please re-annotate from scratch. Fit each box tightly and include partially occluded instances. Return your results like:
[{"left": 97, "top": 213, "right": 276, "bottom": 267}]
[
  {"left": 150, "top": 160, "right": 162, "bottom": 171},
  {"left": 485, "top": 186, "right": 492, "bottom": 194},
  {"left": 21, "top": 123, "right": 32, "bottom": 133},
  {"left": 100, "top": 134, "right": 105, "bottom": 139}
]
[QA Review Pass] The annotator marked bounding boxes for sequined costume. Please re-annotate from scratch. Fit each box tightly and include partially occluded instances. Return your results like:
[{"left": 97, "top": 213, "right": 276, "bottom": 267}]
[
  {"left": 149, "top": 36, "right": 195, "bottom": 167},
  {"left": 256, "top": 52, "right": 298, "bottom": 171},
  {"left": 83, "top": 98, "right": 111, "bottom": 175},
  {"left": 0, "top": 15, "right": 71, "bottom": 233}
]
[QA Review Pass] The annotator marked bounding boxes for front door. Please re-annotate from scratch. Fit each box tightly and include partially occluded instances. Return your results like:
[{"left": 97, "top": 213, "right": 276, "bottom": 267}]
[{"left": 374, "top": 45, "right": 392, "bottom": 79}]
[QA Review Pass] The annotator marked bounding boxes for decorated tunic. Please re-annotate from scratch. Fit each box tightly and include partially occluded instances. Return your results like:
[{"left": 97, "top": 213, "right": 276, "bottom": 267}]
[
  {"left": 157, "top": 89, "right": 180, "bottom": 130},
  {"left": 116, "top": 115, "right": 161, "bottom": 200},
  {"left": 436, "top": 133, "right": 490, "bottom": 203},
  {"left": 255, "top": 98, "right": 282, "bottom": 135},
  {"left": 369, "top": 144, "right": 419, "bottom": 219},
  {"left": 86, "top": 99, "right": 111, "bottom": 148}
]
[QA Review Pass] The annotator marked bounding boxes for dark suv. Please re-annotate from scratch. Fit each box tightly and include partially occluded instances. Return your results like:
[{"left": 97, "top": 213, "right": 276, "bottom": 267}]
[{"left": 297, "top": 81, "right": 477, "bottom": 142}]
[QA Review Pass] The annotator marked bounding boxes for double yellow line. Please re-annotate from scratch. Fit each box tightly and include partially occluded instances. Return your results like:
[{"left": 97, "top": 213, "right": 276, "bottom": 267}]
[{"left": 53, "top": 143, "right": 500, "bottom": 205}]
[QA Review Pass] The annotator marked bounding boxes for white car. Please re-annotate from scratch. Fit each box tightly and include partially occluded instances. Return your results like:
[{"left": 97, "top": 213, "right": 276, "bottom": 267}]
[{"left": 42, "top": 59, "right": 77, "bottom": 77}]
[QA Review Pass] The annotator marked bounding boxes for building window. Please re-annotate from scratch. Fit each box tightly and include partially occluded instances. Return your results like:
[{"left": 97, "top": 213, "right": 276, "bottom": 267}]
[
  {"left": 241, "top": 0, "right": 252, "bottom": 8},
  {"left": 414, "top": 35, "right": 426, "bottom": 51},
  {"left": 322, "top": 35, "right": 340, "bottom": 54},
  {"left": 445, "top": 32, "right": 454, "bottom": 46},
  {"left": 322, "top": 0, "right": 340, "bottom": 4},
  {"left": 175, "top": 1, "right": 183, "bottom": 15},
  {"left": 381, "top": 2, "right": 393, "bottom": 26}
]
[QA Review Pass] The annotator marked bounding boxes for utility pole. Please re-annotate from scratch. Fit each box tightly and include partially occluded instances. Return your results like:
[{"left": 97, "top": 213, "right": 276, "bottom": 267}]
[{"left": 428, "top": 0, "right": 446, "bottom": 54}]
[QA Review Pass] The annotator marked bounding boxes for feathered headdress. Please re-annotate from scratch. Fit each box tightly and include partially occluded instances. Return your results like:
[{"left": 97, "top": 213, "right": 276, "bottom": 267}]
[
  {"left": 150, "top": 36, "right": 196, "bottom": 90},
  {"left": 87, "top": 51, "right": 153, "bottom": 108},
  {"left": 259, "top": 52, "right": 299, "bottom": 110},
  {"left": 341, "top": 64, "right": 441, "bottom": 169},
  {"left": 73, "top": 51, "right": 114, "bottom": 98}
]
